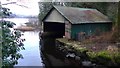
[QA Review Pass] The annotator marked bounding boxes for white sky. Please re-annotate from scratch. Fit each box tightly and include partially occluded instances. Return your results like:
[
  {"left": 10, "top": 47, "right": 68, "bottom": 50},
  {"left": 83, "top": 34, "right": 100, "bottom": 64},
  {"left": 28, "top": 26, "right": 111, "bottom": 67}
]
[
  {"left": 1, "top": 0, "right": 40, "bottom": 16},
  {"left": 1, "top": 0, "right": 119, "bottom": 16}
]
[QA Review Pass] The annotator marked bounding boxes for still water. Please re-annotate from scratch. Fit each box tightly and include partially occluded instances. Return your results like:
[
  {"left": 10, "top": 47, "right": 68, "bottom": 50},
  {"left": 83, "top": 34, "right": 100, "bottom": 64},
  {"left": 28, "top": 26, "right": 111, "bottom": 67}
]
[
  {"left": 16, "top": 31, "right": 43, "bottom": 66},
  {"left": 4, "top": 18, "right": 44, "bottom": 66},
  {"left": 4, "top": 18, "right": 70, "bottom": 67}
]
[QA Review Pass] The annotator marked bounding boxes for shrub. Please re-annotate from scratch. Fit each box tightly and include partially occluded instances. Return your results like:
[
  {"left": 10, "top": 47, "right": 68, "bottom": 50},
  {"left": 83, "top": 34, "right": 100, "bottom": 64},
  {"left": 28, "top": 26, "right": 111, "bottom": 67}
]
[
  {"left": 0, "top": 7, "right": 25, "bottom": 67},
  {"left": 1, "top": 20, "right": 25, "bottom": 66},
  {"left": 87, "top": 51, "right": 120, "bottom": 66}
]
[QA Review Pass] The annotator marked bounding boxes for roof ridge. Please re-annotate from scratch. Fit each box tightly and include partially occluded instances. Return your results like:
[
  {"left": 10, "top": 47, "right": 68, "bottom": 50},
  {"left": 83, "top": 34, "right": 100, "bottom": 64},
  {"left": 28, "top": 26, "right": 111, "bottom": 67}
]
[{"left": 53, "top": 5, "right": 96, "bottom": 10}]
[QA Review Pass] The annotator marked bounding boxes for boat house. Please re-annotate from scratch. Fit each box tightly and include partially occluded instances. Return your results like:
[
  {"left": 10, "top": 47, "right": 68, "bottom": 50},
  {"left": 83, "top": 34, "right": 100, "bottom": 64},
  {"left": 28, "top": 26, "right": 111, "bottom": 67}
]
[{"left": 42, "top": 6, "right": 112, "bottom": 40}]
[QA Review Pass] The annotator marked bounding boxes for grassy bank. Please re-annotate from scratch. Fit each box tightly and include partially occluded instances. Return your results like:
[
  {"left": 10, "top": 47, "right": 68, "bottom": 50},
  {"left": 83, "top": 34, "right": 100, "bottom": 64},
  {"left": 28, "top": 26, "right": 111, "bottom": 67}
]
[{"left": 56, "top": 38, "right": 120, "bottom": 66}]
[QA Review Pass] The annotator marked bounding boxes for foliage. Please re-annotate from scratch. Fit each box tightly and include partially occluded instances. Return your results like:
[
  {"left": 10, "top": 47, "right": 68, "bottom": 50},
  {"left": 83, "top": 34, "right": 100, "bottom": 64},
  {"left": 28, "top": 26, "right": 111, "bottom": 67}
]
[
  {"left": 0, "top": 7, "right": 25, "bottom": 67},
  {"left": 114, "top": 1, "right": 120, "bottom": 42},
  {"left": 118, "top": 1, "right": 120, "bottom": 27},
  {"left": 38, "top": 2, "right": 53, "bottom": 22},
  {"left": 0, "top": 22, "right": 2, "bottom": 67},
  {"left": 87, "top": 51, "right": 120, "bottom": 66},
  {"left": 82, "top": 29, "right": 119, "bottom": 43},
  {"left": 0, "top": 7, "right": 12, "bottom": 18},
  {"left": 2, "top": 21, "right": 25, "bottom": 66},
  {"left": 0, "top": 4, "right": 2, "bottom": 68}
]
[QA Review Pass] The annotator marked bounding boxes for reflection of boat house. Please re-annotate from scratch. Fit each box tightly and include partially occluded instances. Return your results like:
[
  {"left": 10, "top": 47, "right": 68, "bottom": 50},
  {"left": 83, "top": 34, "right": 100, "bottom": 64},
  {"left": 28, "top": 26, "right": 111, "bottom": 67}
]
[{"left": 42, "top": 6, "right": 112, "bottom": 40}]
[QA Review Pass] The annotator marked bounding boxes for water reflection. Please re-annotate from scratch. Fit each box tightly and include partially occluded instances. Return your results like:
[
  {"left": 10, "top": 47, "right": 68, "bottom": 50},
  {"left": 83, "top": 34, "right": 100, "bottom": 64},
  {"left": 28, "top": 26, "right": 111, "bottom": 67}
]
[
  {"left": 39, "top": 34, "right": 83, "bottom": 68},
  {"left": 4, "top": 18, "right": 44, "bottom": 66},
  {"left": 40, "top": 37, "right": 68, "bottom": 68},
  {"left": 16, "top": 31, "right": 44, "bottom": 66}
]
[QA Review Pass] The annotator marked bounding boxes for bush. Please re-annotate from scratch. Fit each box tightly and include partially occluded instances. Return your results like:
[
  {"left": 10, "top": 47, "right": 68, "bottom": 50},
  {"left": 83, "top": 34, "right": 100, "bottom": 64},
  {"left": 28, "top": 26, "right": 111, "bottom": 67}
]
[
  {"left": 1, "top": 20, "right": 25, "bottom": 66},
  {"left": 87, "top": 51, "right": 120, "bottom": 66},
  {"left": 0, "top": 7, "right": 25, "bottom": 67}
]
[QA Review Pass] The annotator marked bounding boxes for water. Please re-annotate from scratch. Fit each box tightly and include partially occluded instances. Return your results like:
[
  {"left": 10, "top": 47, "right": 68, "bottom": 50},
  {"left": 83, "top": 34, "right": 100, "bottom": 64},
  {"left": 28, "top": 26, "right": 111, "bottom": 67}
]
[
  {"left": 3, "top": 18, "right": 74, "bottom": 67},
  {"left": 4, "top": 18, "right": 44, "bottom": 66},
  {"left": 16, "top": 31, "right": 43, "bottom": 66}
]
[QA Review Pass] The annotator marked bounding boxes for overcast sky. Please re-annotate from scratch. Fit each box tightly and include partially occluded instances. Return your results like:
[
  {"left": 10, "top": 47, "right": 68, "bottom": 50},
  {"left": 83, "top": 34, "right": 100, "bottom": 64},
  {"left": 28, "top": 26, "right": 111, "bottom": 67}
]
[
  {"left": 1, "top": 0, "right": 40, "bottom": 16},
  {"left": 1, "top": 0, "right": 119, "bottom": 16}
]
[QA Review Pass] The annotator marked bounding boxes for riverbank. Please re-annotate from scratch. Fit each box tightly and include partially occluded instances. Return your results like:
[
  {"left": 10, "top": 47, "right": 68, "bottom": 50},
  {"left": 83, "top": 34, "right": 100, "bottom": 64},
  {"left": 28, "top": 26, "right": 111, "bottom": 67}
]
[
  {"left": 56, "top": 38, "right": 120, "bottom": 67},
  {"left": 14, "top": 26, "right": 35, "bottom": 32},
  {"left": 39, "top": 31, "right": 120, "bottom": 67}
]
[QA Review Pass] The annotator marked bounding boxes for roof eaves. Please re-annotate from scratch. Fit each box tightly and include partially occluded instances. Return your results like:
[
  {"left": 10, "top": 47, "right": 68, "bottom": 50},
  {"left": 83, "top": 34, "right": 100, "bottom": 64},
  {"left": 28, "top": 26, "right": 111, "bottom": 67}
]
[
  {"left": 94, "top": 21, "right": 112, "bottom": 22},
  {"left": 72, "top": 21, "right": 112, "bottom": 24}
]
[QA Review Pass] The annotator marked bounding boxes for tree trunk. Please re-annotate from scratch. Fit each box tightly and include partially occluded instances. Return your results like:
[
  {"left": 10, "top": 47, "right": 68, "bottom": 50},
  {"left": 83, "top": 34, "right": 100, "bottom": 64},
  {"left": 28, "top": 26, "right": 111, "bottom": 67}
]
[
  {"left": 118, "top": 1, "right": 120, "bottom": 30},
  {"left": 116, "top": 1, "right": 120, "bottom": 42}
]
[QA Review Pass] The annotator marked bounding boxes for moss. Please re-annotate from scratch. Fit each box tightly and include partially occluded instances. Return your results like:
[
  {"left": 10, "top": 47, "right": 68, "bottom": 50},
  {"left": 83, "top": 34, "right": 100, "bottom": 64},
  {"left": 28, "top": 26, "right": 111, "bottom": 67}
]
[
  {"left": 76, "top": 47, "right": 87, "bottom": 53},
  {"left": 113, "top": 52, "right": 120, "bottom": 64},
  {"left": 87, "top": 51, "right": 120, "bottom": 65}
]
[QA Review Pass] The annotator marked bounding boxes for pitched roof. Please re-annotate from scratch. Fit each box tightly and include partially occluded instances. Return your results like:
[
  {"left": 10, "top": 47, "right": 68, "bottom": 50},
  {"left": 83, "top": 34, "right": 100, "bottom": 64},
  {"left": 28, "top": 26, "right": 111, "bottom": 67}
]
[{"left": 43, "top": 6, "right": 112, "bottom": 24}]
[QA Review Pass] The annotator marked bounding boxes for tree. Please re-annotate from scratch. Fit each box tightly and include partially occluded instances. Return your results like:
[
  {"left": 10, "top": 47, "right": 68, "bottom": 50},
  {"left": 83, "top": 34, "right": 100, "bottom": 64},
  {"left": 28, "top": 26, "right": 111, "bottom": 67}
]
[
  {"left": 38, "top": 2, "right": 53, "bottom": 22},
  {"left": 115, "top": 1, "right": 120, "bottom": 42},
  {"left": 117, "top": 1, "right": 120, "bottom": 30},
  {"left": 0, "top": 6, "right": 25, "bottom": 67}
]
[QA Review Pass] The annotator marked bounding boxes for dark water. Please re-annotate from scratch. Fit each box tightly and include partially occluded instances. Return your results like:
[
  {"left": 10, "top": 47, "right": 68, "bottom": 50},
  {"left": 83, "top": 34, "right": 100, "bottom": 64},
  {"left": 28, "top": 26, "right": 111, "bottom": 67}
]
[{"left": 39, "top": 37, "right": 80, "bottom": 68}]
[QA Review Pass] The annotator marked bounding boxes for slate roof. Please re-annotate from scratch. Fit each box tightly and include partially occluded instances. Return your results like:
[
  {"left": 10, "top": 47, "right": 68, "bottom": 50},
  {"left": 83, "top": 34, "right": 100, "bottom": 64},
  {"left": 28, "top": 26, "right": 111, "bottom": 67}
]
[{"left": 54, "top": 6, "right": 111, "bottom": 24}]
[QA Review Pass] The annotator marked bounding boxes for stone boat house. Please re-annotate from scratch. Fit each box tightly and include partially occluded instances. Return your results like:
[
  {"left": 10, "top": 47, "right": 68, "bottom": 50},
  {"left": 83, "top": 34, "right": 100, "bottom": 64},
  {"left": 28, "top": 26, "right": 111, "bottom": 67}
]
[{"left": 42, "top": 6, "right": 112, "bottom": 41}]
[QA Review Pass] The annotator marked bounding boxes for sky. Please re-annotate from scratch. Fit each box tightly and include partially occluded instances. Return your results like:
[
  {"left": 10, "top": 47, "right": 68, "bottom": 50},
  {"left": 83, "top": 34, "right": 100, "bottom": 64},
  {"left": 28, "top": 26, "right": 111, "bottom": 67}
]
[
  {"left": 1, "top": 0, "right": 119, "bottom": 16},
  {"left": 1, "top": 0, "right": 40, "bottom": 16}
]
